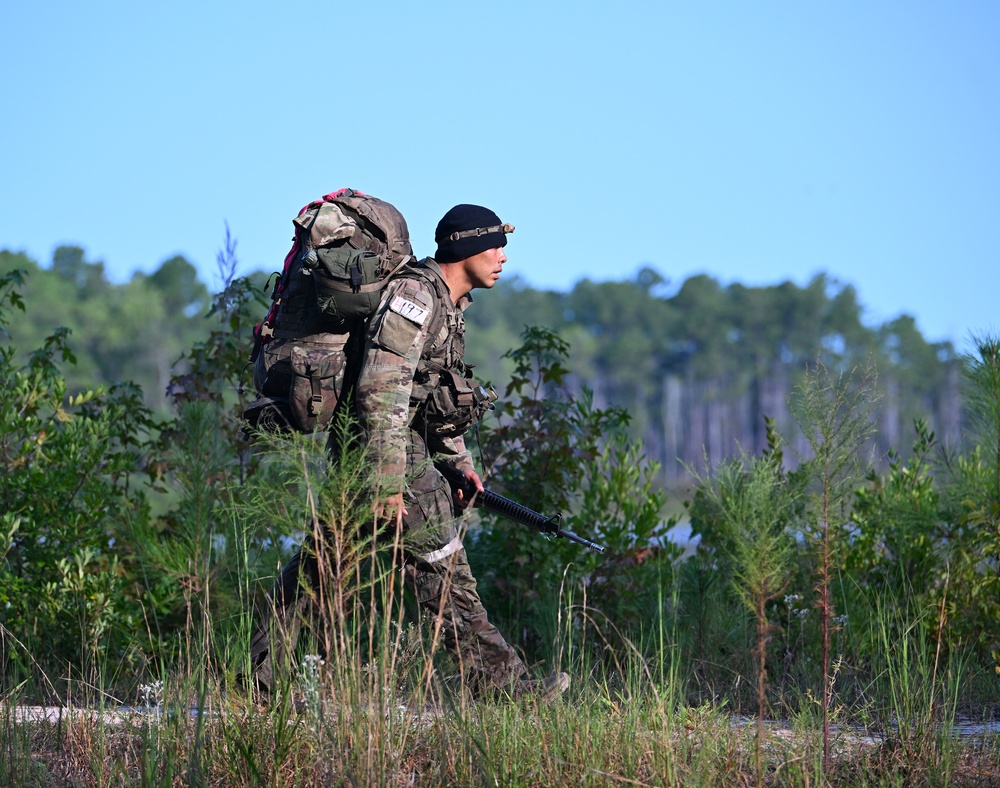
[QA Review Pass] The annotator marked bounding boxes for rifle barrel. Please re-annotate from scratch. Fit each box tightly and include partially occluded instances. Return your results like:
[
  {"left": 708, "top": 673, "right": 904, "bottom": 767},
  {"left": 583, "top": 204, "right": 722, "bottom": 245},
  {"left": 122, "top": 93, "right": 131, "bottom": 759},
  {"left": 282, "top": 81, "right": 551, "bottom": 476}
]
[
  {"left": 476, "top": 490, "right": 604, "bottom": 554},
  {"left": 434, "top": 463, "right": 605, "bottom": 554}
]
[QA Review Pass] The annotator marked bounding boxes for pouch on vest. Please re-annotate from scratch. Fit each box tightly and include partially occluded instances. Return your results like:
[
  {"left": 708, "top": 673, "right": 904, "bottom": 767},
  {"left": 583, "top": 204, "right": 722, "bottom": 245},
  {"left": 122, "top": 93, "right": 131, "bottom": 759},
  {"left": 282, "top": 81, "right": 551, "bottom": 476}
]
[
  {"left": 414, "top": 367, "right": 498, "bottom": 438},
  {"left": 288, "top": 339, "right": 350, "bottom": 433}
]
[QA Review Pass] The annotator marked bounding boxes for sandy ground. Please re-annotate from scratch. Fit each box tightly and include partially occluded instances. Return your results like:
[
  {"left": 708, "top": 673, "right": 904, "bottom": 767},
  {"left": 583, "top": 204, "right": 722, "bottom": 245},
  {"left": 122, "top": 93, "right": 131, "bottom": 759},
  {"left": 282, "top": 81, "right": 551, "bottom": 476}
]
[{"left": 8, "top": 703, "right": 998, "bottom": 742}]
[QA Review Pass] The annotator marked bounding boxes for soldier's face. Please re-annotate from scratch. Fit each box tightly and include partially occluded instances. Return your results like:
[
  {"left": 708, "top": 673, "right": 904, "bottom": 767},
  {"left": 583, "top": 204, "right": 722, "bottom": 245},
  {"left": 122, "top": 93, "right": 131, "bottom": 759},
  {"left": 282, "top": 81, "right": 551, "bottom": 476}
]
[{"left": 464, "top": 246, "right": 507, "bottom": 290}]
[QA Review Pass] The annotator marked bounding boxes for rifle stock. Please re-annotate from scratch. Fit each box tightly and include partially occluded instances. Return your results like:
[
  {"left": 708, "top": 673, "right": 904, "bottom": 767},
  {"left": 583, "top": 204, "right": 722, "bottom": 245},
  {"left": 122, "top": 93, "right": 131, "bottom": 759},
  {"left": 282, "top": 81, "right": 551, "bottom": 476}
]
[{"left": 435, "top": 462, "right": 605, "bottom": 555}]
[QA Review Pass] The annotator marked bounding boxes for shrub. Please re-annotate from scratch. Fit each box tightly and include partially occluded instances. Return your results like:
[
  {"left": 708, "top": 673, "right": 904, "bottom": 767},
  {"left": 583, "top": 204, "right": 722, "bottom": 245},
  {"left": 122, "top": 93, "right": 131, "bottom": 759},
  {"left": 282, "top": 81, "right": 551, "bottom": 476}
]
[{"left": 0, "top": 269, "right": 158, "bottom": 689}]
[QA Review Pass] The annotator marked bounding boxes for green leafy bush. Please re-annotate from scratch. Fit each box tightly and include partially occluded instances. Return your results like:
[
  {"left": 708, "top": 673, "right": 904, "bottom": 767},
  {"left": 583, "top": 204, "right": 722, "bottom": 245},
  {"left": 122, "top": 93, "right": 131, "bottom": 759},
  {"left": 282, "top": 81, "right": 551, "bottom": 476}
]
[
  {"left": 0, "top": 269, "right": 158, "bottom": 686},
  {"left": 469, "top": 326, "right": 680, "bottom": 662}
]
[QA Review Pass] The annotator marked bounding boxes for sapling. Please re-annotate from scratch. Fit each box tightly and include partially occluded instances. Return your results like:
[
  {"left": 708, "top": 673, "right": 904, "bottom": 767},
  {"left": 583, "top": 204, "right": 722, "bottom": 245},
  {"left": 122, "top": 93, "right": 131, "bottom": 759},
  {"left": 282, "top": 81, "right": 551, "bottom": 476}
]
[
  {"left": 692, "top": 443, "right": 795, "bottom": 786},
  {"left": 790, "top": 360, "right": 878, "bottom": 773}
]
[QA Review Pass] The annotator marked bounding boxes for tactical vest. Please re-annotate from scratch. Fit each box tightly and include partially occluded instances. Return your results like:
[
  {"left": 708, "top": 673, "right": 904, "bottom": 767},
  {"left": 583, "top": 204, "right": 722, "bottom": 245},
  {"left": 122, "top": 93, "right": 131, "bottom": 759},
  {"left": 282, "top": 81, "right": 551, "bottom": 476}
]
[
  {"left": 404, "top": 262, "right": 466, "bottom": 388},
  {"left": 395, "top": 262, "right": 497, "bottom": 439}
]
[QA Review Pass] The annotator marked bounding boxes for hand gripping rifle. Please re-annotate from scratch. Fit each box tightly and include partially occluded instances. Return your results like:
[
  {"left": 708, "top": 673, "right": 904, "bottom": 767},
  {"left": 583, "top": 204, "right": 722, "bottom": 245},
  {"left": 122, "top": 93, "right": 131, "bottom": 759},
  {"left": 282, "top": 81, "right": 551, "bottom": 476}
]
[{"left": 435, "top": 462, "right": 605, "bottom": 555}]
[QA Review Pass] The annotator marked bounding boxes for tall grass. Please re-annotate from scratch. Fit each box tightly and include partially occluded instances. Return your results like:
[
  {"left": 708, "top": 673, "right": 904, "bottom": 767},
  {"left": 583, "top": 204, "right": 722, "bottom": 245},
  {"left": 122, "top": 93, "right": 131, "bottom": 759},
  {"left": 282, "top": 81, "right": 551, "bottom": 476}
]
[
  {"left": 5, "top": 537, "right": 997, "bottom": 786},
  {"left": 860, "top": 574, "right": 970, "bottom": 782},
  {"left": 4, "top": 352, "right": 1000, "bottom": 784}
]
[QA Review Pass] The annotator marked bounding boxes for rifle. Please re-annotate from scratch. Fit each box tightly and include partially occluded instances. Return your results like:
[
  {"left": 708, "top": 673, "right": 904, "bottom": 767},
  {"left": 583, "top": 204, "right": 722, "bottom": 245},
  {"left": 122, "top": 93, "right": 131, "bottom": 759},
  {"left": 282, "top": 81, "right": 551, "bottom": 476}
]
[{"left": 435, "top": 462, "right": 605, "bottom": 554}]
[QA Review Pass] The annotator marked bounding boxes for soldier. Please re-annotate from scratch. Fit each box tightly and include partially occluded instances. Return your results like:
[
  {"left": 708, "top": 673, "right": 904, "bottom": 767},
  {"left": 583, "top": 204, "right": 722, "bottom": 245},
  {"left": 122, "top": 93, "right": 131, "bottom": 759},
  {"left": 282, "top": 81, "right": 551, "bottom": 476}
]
[
  {"left": 243, "top": 200, "right": 568, "bottom": 703},
  {"left": 241, "top": 190, "right": 414, "bottom": 696},
  {"left": 356, "top": 203, "right": 569, "bottom": 701}
]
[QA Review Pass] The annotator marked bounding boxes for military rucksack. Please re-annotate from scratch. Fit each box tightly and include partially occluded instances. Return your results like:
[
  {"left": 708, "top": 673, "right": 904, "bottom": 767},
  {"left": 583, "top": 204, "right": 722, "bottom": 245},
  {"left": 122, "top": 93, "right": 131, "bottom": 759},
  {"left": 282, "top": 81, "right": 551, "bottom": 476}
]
[{"left": 244, "top": 188, "right": 415, "bottom": 434}]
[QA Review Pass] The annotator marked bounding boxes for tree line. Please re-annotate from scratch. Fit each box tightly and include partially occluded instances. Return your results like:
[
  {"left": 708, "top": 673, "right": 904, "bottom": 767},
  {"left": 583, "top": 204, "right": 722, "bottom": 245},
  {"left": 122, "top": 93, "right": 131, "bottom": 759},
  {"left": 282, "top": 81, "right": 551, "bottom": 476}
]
[
  {"left": 462, "top": 268, "right": 962, "bottom": 485},
  {"left": 1, "top": 248, "right": 965, "bottom": 487},
  {"left": 0, "top": 247, "right": 213, "bottom": 414}
]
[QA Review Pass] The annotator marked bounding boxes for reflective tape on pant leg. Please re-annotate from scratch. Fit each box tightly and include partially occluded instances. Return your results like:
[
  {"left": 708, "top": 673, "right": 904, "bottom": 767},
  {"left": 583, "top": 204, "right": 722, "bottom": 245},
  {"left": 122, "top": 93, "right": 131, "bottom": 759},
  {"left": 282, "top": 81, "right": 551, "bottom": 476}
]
[{"left": 419, "top": 535, "right": 464, "bottom": 565}]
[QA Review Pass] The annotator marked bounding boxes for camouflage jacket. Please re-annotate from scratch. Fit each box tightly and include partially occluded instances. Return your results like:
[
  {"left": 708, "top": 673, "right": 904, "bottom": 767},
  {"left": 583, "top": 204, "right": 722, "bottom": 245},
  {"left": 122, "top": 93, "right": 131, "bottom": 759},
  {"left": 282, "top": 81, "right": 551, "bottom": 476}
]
[{"left": 355, "top": 259, "right": 474, "bottom": 487}]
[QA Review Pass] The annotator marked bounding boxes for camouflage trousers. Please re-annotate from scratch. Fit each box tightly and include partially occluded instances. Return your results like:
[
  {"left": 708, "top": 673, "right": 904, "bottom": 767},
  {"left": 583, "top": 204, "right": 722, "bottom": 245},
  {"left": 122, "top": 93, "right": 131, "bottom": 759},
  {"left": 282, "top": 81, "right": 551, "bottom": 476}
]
[{"left": 245, "top": 438, "right": 525, "bottom": 695}]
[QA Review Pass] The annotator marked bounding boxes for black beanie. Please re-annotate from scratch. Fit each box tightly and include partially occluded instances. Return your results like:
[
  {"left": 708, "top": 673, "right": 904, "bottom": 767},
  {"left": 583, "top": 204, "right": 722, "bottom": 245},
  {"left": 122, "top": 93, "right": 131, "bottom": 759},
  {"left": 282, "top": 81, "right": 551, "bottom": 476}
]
[{"left": 434, "top": 204, "right": 514, "bottom": 264}]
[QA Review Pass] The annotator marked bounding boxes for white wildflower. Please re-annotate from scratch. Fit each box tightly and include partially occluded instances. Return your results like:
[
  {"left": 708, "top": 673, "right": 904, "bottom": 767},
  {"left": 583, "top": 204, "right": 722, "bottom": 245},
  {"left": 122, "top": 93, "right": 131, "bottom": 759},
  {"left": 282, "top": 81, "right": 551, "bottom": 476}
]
[{"left": 139, "top": 679, "right": 163, "bottom": 707}]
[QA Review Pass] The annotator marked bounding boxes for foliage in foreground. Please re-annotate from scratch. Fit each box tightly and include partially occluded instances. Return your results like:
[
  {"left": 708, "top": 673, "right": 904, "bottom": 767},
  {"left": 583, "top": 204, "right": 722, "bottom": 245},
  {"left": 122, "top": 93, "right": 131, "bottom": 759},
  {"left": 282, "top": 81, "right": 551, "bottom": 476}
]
[
  {"left": 2, "top": 264, "right": 1000, "bottom": 785},
  {"left": 2, "top": 550, "right": 998, "bottom": 787},
  {"left": 3, "top": 421, "right": 998, "bottom": 786},
  {"left": 5, "top": 690, "right": 999, "bottom": 785}
]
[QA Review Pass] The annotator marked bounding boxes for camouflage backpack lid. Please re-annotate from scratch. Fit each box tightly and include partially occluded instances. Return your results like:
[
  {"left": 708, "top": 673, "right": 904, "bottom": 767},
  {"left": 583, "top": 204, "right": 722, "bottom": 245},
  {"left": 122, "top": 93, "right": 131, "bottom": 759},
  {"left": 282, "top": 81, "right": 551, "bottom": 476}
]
[{"left": 253, "top": 188, "right": 414, "bottom": 344}]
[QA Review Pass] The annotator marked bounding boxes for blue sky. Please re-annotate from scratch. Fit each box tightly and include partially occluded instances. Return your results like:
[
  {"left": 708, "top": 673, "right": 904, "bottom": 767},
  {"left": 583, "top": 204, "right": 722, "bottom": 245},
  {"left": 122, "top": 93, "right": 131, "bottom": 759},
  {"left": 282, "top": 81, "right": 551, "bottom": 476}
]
[{"left": 2, "top": 1, "right": 997, "bottom": 348}]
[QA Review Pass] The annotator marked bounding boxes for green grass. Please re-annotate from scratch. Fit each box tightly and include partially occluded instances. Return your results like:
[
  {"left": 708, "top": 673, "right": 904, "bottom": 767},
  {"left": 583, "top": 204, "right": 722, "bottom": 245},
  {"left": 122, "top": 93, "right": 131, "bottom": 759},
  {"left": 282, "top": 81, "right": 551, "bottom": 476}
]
[
  {"left": 5, "top": 675, "right": 998, "bottom": 786},
  {"left": 3, "top": 424, "right": 999, "bottom": 786},
  {"left": 3, "top": 571, "right": 998, "bottom": 787}
]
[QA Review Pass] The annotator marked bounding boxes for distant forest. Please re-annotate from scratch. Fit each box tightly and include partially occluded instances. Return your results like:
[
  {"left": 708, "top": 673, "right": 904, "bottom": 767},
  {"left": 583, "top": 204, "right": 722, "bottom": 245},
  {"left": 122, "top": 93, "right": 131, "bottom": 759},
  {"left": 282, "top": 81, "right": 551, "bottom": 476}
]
[{"left": 1, "top": 246, "right": 964, "bottom": 487}]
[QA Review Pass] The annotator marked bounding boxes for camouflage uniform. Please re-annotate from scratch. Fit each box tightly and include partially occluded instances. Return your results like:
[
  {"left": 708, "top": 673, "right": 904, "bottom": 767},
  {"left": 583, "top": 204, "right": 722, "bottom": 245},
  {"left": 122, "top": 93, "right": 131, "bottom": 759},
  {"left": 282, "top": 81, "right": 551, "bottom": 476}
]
[
  {"left": 243, "top": 196, "right": 552, "bottom": 700},
  {"left": 245, "top": 258, "right": 525, "bottom": 695},
  {"left": 355, "top": 259, "right": 527, "bottom": 693}
]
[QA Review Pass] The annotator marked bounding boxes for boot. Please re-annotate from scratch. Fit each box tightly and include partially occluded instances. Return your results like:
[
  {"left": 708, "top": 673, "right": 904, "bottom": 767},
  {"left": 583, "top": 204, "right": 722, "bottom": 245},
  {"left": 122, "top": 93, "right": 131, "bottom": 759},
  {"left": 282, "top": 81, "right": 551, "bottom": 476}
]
[{"left": 510, "top": 672, "right": 571, "bottom": 703}]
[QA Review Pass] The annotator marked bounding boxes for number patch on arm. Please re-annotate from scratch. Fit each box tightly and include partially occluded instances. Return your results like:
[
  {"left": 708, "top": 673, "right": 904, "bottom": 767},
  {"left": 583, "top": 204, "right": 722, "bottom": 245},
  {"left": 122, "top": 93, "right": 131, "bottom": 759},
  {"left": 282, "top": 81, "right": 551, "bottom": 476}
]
[
  {"left": 371, "top": 285, "right": 435, "bottom": 356},
  {"left": 389, "top": 296, "right": 430, "bottom": 326}
]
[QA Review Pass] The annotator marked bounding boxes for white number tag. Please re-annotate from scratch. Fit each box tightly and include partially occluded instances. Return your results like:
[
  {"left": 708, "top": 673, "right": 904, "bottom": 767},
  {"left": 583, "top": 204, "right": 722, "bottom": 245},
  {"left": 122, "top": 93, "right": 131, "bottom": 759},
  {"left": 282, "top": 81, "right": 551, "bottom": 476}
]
[{"left": 389, "top": 296, "right": 430, "bottom": 326}]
